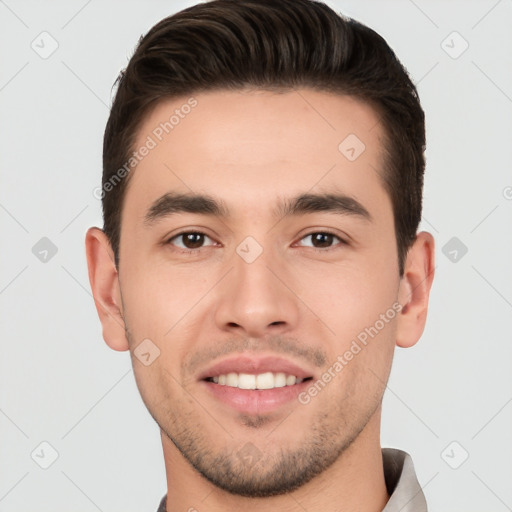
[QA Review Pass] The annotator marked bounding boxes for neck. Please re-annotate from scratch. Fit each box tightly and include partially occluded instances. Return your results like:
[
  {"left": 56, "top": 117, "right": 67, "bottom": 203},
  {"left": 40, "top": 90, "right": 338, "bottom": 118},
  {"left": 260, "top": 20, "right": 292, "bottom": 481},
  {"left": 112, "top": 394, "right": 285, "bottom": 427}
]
[{"left": 161, "top": 409, "right": 389, "bottom": 512}]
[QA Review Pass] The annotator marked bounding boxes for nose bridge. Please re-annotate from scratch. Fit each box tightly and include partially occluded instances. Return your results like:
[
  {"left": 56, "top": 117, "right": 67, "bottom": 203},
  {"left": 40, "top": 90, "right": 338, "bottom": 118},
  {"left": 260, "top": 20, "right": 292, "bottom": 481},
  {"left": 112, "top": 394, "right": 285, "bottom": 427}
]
[
  {"left": 214, "top": 238, "right": 299, "bottom": 337},
  {"left": 234, "top": 244, "right": 275, "bottom": 297}
]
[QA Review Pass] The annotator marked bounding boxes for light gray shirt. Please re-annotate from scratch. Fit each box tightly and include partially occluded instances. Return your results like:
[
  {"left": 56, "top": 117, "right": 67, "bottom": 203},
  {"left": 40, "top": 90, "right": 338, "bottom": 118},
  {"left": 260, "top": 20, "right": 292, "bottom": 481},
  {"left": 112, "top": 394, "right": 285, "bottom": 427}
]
[
  {"left": 382, "top": 448, "right": 428, "bottom": 512},
  {"left": 156, "top": 448, "right": 427, "bottom": 511}
]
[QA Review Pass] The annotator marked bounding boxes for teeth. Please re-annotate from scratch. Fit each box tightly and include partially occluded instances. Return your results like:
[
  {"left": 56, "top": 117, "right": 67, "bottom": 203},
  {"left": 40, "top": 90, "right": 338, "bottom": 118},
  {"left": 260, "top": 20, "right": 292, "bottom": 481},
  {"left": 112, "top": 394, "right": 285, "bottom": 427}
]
[
  {"left": 210, "top": 372, "right": 303, "bottom": 389},
  {"left": 256, "top": 372, "right": 274, "bottom": 390},
  {"left": 238, "top": 373, "right": 256, "bottom": 389},
  {"left": 226, "top": 372, "right": 238, "bottom": 387},
  {"left": 274, "top": 372, "right": 286, "bottom": 387},
  {"left": 286, "top": 374, "right": 297, "bottom": 386}
]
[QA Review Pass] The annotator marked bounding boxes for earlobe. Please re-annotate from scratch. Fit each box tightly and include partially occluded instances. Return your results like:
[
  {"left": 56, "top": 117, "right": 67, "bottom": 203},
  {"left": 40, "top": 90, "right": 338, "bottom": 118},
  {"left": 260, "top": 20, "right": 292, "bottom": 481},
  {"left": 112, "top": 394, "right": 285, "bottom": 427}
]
[
  {"left": 396, "top": 231, "right": 435, "bottom": 348},
  {"left": 85, "top": 227, "right": 129, "bottom": 352}
]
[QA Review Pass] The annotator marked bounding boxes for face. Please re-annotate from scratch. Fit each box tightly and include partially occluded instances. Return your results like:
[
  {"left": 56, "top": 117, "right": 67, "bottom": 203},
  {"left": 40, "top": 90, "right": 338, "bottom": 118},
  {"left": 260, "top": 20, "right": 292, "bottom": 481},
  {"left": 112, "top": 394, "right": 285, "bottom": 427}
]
[{"left": 95, "top": 89, "right": 413, "bottom": 496}]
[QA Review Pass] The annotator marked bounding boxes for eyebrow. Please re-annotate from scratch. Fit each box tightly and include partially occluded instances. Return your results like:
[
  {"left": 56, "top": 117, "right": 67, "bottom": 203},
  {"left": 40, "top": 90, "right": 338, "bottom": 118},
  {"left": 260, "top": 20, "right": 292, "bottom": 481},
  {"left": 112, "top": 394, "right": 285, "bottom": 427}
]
[
  {"left": 144, "top": 191, "right": 371, "bottom": 225},
  {"left": 144, "top": 192, "right": 229, "bottom": 225},
  {"left": 275, "top": 193, "right": 371, "bottom": 221}
]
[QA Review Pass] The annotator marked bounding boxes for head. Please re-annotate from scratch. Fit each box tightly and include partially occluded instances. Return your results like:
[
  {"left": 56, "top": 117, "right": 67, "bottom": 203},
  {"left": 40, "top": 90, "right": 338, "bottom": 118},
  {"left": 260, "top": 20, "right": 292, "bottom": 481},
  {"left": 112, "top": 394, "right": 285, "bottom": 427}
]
[{"left": 87, "top": 0, "right": 434, "bottom": 499}]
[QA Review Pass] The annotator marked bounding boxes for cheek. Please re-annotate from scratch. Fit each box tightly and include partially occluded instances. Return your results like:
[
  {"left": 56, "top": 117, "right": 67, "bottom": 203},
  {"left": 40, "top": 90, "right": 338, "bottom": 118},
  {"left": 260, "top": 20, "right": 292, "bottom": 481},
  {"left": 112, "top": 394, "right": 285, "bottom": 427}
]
[
  {"left": 120, "top": 259, "right": 216, "bottom": 338},
  {"left": 296, "top": 257, "right": 399, "bottom": 342}
]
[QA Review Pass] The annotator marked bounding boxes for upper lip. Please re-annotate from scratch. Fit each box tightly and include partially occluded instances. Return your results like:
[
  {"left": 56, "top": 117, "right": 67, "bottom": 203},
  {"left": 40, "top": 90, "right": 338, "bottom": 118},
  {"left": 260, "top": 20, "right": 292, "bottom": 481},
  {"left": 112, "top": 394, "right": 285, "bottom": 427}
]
[{"left": 198, "top": 355, "right": 315, "bottom": 381}]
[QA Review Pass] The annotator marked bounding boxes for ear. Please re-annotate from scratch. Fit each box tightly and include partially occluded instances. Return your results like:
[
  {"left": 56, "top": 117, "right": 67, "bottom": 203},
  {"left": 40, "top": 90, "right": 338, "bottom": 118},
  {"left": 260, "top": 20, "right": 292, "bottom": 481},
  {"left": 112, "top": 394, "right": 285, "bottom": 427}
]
[
  {"left": 85, "top": 227, "right": 129, "bottom": 351},
  {"left": 396, "top": 231, "right": 435, "bottom": 348}
]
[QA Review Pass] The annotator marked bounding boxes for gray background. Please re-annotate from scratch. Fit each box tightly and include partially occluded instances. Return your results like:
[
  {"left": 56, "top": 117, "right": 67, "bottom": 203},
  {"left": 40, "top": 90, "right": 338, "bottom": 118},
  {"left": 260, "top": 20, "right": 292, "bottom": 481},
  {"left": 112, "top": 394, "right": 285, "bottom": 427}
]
[{"left": 1, "top": 0, "right": 511, "bottom": 510}]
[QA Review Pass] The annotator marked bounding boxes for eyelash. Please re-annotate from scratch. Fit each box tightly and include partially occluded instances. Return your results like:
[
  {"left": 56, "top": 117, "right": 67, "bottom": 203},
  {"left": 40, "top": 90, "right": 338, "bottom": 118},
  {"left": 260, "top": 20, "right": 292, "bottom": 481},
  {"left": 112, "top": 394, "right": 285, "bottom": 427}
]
[
  {"left": 295, "top": 231, "right": 347, "bottom": 251},
  {"left": 165, "top": 230, "right": 347, "bottom": 254},
  {"left": 165, "top": 231, "right": 217, "bottom": 254}
]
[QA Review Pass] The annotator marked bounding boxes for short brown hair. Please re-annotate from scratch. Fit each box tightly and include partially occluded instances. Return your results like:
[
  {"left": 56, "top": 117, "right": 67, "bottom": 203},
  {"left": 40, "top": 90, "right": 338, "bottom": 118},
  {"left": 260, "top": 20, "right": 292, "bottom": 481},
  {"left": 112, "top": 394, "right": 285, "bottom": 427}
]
[{"left": 102, "top": 0, "right": 425, "bottom": 274}]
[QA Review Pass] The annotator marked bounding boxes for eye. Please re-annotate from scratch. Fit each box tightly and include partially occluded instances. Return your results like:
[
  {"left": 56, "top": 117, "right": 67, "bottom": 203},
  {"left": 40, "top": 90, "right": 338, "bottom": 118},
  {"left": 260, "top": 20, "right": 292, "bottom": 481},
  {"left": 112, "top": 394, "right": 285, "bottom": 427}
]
[
  {"left": 297, "top": 232, "right": 345, "bottom": 249},
  {"left": 167, "top": 231, "right": 216, "bottom": 250}
]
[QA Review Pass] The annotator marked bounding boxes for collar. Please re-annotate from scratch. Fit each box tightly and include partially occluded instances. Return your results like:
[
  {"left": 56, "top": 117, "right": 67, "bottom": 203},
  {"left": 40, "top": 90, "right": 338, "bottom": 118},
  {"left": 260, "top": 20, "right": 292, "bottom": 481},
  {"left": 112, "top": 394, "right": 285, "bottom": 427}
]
[{"left": 382, "top": 448, "right": 428, "bottom": 512}]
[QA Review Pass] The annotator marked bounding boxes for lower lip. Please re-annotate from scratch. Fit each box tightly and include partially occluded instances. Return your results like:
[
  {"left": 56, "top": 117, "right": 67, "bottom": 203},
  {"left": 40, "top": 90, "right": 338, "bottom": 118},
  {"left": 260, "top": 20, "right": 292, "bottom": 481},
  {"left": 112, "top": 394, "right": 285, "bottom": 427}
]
[{"left": 201, "top": 379, "right": 311, "bottom": 415}]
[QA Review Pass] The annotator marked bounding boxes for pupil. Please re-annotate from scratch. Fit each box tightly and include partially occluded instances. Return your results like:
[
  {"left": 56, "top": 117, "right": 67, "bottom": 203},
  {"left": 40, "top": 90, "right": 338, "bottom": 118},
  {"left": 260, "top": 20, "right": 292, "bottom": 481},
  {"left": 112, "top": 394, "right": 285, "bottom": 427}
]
[
  {"left": 184, "top": 233, "right": 204, "bottom": 248},
  {"left": 313, "top": 233, "right": 333, "bottom": 247}
]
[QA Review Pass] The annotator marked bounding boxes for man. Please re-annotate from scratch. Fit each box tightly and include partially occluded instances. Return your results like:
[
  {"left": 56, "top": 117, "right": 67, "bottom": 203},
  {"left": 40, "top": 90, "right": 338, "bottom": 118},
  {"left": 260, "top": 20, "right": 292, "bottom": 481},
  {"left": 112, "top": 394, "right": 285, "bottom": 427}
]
[{"left": 86, "top": 0, "right": 435, "bottom": 510}]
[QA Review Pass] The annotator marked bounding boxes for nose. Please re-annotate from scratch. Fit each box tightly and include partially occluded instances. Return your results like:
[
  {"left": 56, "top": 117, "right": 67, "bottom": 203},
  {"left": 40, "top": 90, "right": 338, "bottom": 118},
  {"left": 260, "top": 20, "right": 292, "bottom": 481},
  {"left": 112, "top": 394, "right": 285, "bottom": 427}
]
[{"left": 214, "top": 246, "right": 300, "bottom": 338}]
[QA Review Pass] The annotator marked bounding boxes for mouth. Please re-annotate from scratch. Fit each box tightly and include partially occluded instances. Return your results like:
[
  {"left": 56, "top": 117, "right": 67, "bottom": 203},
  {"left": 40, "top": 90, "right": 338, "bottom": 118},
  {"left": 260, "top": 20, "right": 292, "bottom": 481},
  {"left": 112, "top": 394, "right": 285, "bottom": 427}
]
[
  {"left": 198, "top": 356, "right": 315, "bottom": 415},
  {"left": 205, "top": 372, "right": 312, "bottom": 389}
]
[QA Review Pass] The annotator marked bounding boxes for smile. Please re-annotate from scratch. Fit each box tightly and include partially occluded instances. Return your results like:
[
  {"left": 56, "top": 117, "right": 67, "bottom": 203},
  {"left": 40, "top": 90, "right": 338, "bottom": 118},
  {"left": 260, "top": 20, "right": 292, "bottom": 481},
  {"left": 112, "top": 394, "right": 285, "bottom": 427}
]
[
  {"left": 206, "top": 371, "right": 308, "bottom": 389},
  {"left": 198, "top": 356, "right": 316, "bottom": 414}
]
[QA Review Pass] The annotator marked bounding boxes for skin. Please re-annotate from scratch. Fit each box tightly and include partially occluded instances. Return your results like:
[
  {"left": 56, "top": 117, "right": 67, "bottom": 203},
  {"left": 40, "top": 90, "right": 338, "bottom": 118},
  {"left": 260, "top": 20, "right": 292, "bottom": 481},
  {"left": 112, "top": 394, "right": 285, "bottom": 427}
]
[{"left": 86, "top": 89, "right": 435, "bottom": 512}]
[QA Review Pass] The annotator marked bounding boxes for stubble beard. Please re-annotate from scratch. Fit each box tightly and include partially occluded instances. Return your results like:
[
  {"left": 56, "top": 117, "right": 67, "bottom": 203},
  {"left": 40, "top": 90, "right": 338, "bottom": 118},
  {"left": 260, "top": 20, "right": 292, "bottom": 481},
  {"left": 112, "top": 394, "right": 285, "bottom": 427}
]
[{"left": 156, "top": 396, "right": 379, "bottom": 498}]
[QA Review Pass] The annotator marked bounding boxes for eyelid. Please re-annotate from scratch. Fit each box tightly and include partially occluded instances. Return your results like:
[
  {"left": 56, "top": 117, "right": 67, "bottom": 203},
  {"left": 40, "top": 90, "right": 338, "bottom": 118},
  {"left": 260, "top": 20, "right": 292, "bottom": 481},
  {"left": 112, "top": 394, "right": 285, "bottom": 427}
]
[
  {"left": 294, "top": 230, "right": 349, "bottom": 249},
  {"left": 298, "top": 229, "right": 347, "bottom": 241},
  {"left": 163, "top": 225, "right": 216, "bottom": 242},
  {"left": 165, "top": 229, "right": 219, "bottom": 250}
]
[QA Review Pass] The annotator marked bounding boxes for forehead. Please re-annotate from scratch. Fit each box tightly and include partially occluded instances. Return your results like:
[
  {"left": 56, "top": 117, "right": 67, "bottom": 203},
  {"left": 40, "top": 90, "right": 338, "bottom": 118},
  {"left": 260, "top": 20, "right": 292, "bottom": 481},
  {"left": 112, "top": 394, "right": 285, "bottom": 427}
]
[{"left": 125, "top": 89, "right": 390, "bottom": 219}]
